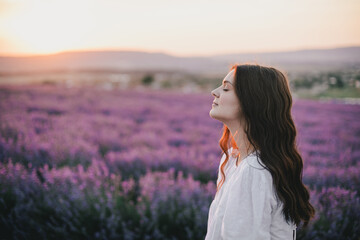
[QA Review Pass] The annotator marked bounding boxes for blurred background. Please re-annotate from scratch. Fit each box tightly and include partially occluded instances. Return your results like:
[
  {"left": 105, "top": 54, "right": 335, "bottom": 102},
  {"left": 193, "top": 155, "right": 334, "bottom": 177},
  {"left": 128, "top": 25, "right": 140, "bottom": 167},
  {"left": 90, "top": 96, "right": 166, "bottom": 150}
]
[
  {"left": 0, "top": 0, "right": 359, "bottom": 99},
  {"left": 0, "top": 0, "right": 359, "bottom": 239}
]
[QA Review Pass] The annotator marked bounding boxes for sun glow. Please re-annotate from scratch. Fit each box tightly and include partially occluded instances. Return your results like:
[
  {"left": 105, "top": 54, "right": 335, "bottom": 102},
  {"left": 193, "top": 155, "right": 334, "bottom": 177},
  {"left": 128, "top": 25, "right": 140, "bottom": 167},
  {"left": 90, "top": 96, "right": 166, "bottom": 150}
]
[
  {"left": 1, "top": 0, "right": 97, "bottom": 55},
  {"left": 1, "top": 0, "right": 360, "bottom": 56}
]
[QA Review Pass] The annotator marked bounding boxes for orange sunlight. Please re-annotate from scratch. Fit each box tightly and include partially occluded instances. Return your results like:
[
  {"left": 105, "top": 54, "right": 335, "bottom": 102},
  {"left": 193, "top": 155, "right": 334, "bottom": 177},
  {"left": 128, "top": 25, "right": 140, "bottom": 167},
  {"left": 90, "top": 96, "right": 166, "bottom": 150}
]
[
  {"left": 1, "top": 0, "right": 360, "bottom": 56},
  {"left": 1, "top": 0, "right": 97, "bottom": 55}
]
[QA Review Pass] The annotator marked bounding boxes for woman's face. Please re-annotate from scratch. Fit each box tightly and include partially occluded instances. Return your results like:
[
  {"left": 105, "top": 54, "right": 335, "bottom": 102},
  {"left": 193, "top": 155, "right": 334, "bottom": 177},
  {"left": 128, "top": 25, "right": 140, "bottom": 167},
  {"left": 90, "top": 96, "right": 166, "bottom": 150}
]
[{"left": 209, "top": 69, "right": 242, "bottom": 123}]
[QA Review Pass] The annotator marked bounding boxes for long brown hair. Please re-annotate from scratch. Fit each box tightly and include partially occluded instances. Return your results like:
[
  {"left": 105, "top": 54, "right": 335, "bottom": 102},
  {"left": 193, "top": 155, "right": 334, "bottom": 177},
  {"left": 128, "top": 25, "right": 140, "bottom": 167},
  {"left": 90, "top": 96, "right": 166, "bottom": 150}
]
[{"left": 216, "top": 64, "right": 315, "bottom": 228}]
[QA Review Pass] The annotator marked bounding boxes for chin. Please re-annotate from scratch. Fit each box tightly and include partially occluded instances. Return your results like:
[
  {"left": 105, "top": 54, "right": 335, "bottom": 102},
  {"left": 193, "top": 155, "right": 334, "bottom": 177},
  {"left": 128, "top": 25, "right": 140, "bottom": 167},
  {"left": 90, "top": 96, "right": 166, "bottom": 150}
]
[{"left": 209, "top": 110, "right": 220, "bottom": 120}]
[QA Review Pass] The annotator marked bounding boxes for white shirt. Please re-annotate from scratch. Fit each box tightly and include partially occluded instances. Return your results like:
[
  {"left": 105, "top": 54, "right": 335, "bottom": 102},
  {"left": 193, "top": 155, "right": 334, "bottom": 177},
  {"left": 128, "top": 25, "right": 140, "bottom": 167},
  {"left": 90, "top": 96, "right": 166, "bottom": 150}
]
[{"left": 205, "top": 148, "right": 297, "bottom": 240}]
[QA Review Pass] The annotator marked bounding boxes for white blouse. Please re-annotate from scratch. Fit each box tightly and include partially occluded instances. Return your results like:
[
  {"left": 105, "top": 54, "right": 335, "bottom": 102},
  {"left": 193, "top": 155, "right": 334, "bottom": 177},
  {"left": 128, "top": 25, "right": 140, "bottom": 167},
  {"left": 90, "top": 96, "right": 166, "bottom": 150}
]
[{"left": 205, "top": 148, "right": 297, "bottom": 240}]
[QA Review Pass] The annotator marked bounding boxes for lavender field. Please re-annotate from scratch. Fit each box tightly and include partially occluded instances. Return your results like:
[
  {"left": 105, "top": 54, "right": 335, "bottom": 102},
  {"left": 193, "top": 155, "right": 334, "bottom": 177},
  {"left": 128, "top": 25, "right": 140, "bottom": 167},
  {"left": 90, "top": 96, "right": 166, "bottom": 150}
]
[{"left": 0, "top": 84, "right": 359, "bottom": 239}]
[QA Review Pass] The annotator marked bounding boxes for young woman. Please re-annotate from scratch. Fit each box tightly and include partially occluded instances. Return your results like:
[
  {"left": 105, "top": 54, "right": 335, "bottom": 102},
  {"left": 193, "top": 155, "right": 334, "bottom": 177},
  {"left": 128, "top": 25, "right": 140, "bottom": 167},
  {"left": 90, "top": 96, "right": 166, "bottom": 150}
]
[{"left": 205, "top": 64, "right": 315, "bottom": 239}]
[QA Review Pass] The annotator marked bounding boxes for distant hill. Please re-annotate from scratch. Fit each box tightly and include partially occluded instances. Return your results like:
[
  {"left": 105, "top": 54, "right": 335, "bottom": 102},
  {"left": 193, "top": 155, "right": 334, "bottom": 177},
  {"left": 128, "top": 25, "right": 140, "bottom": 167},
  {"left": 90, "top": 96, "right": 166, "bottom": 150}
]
[
  {"left": 211, "top": 46, "right": 360, "bottom": 72},
  {"left": 0, "top": 51, "right": 221, "bottom": 74},
  {"left": 211, "top": 46, "right": 360, "bottom": 63},
  {"left": 0, "top": 46, "right": 359, "bottom": 75}
]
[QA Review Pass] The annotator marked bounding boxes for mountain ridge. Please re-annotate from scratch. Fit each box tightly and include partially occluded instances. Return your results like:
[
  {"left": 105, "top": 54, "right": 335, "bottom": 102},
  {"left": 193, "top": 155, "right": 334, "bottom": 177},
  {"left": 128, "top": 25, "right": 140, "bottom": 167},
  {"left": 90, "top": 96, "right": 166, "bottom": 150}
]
[{"left": 1, "top": 46, "right": 359, "bottom": 74}]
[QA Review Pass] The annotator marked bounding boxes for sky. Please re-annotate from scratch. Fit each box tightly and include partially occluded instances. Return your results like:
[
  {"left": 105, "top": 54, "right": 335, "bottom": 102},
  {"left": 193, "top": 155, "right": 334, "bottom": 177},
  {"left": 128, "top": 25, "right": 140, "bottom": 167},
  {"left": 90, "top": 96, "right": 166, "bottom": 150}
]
[{"left": 0, "top": 0, "right": 359, "bottom": 57}]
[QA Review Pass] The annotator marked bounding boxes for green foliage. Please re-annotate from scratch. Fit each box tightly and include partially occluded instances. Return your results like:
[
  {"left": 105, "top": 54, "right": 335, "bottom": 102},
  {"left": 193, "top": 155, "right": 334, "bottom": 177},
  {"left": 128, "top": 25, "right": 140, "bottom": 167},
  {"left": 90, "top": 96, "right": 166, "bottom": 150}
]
[
  {"left": 161, "top": 81, "right": 171, "bottom": 88},
  {"left": 317, "top": 87, "right": 360, "bottom": 98},
  {"left": 327, "top": 73, "right": 344, "bottom": 88},
  {"left": 141, "top": 75, "right": 154, "bottom": 86},
  {"left": 293, "top": 78, "right": 314, "bottom": 89}
]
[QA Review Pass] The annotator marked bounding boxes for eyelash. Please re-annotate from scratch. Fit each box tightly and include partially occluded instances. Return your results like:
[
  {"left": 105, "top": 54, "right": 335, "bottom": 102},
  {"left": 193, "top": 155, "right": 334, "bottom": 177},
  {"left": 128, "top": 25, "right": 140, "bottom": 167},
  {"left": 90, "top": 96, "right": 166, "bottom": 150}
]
[{"left": 223, "top": 89, "right": 229, "bottom": 91}]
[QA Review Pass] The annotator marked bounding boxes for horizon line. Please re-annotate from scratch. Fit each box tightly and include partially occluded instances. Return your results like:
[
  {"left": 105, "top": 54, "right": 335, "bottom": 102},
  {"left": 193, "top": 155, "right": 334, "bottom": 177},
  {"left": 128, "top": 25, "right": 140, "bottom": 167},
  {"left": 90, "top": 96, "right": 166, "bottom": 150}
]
[{"left": 1, "top": 44, "right": 359, "bottom": 58}]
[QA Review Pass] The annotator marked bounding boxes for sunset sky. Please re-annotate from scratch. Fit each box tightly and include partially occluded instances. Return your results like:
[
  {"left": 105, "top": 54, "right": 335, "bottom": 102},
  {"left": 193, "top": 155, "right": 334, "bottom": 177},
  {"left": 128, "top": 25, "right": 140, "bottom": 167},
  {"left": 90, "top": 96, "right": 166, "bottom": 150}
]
[{"left": 0, "top": 0, "right": 359, "bottom": 57}]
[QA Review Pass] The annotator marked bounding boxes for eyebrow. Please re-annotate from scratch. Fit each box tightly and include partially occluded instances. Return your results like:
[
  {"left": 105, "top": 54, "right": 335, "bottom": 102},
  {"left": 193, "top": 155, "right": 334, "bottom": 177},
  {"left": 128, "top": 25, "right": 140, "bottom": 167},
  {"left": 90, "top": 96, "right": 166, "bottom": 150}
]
[{"left": 222, "top": 80, "right": 233, "bottom": 86}]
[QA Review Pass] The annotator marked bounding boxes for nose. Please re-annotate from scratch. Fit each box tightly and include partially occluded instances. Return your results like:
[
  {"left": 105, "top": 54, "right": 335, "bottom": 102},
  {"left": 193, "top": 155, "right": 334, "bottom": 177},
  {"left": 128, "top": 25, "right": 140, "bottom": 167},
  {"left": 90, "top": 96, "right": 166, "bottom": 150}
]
[{"left": 211, "top": 88, "right": 219, "bottom": 98}]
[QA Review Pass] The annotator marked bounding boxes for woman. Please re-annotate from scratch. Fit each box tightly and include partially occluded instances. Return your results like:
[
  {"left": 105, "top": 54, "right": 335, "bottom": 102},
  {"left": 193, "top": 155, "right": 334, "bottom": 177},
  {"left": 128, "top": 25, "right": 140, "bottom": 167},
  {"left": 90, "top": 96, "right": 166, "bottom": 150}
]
[{"left": 205, "top": 64, "right": 315, "bottom": 240}]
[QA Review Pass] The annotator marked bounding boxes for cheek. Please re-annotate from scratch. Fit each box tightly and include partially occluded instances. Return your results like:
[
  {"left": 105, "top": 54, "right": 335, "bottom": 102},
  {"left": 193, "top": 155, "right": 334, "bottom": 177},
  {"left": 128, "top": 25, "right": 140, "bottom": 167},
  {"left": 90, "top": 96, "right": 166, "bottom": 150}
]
[
  {"left": 221, "top": 94, "right": 240, "bottom": 111},
  {"left": 217, "top": 94, "right": 241, "bottom": 120}
]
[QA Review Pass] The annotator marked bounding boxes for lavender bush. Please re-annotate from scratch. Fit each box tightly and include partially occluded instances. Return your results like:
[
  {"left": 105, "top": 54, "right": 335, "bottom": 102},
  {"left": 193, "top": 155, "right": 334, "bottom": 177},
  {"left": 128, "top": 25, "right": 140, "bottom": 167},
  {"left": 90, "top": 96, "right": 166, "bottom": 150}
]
[{"left": 0, "top": 84, "right": 359, "bottom": 239}]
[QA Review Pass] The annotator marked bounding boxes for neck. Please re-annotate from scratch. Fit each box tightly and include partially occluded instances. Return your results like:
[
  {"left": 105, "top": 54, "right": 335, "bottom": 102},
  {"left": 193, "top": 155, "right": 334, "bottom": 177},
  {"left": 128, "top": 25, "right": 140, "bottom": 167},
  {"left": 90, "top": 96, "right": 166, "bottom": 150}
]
[{"left": 226, "top": 120, "right": 254, "bottom": 162}]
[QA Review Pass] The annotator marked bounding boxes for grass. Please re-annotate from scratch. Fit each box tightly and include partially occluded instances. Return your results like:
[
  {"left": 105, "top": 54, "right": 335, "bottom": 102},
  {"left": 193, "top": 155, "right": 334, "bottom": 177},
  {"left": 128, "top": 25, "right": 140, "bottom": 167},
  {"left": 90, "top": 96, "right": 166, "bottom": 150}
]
[
  {"left": 317, "top": 87, "right": 360, "bottom": 99},
  {"left": 295, "top": 87, "right": 360, "bottom": 100}
]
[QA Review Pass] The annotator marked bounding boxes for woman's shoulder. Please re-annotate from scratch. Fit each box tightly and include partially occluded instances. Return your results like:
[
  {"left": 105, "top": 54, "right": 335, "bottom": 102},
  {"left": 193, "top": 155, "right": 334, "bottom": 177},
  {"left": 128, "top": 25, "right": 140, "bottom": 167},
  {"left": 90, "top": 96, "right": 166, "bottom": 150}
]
[
  {"left": 244, "top": 152, "right": 266, "bottom": 170},
  {"left": 233, "top": 153, "right": 274, "bottom": 193},
  {"left": 237, "top": 154, "right": 278, "bottom": 205},
  {"left": 220, "top": 148, "right": 265, "bottom": 169}
]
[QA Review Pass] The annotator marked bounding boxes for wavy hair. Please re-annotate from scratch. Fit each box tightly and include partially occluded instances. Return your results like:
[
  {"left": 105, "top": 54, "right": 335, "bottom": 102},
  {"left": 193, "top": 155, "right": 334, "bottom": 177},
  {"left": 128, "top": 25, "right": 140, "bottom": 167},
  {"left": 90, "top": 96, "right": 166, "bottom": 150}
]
[{"left": 216, "top": 64, "right": 315, "bottom": 228}]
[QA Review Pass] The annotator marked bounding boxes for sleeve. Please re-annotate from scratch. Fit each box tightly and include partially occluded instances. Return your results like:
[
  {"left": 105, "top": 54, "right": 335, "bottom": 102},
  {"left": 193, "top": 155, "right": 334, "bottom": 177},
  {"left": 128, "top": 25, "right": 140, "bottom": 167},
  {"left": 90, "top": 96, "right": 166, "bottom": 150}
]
[{"left": 220, "top": 163, "right": 272, "bottom": 239}]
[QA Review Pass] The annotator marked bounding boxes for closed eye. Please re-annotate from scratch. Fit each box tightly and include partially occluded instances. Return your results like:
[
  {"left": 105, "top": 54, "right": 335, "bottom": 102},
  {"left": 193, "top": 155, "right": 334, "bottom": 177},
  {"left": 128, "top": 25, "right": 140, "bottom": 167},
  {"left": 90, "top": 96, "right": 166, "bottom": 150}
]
[{"left": 223, "top": 89, "right": 229, "bottom": 91}]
